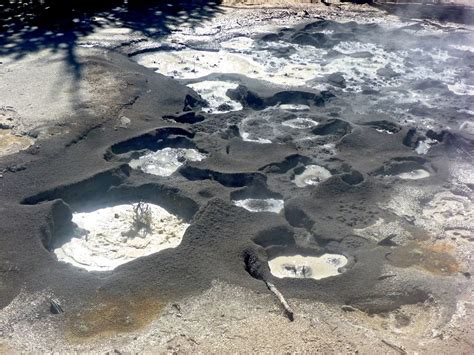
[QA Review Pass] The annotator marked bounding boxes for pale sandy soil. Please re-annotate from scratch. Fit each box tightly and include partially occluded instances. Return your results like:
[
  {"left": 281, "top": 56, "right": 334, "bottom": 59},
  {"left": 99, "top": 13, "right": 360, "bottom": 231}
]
[{"left": 1, "top": 280, "right": 472, "bottom": 353}]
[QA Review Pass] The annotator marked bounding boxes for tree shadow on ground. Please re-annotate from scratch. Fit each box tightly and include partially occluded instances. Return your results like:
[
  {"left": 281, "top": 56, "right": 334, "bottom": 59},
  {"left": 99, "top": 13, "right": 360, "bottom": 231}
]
[{"left": 0, "top": 0, "right": 224, "bottom": 81}]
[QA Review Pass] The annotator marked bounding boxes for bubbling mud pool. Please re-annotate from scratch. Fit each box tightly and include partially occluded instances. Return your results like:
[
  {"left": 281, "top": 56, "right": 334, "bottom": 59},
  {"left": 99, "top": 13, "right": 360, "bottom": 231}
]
[
  {"left": 132, "top": 19, "right": 473, "bottom": 131},
  {"left": 129, "top": 148, "right": 206, "bottom": 176},
  {"left": 187, "top": 81, "right": 243, "bottom": 113},
  {"left": 54, "top": 203, "right": 189, "bottom": 271},
  {"left": 396, "top": 169, "right": 431, "bottom": 180},
  {"left": 268, "top": 254, "right": 348, "bottom": 280}
]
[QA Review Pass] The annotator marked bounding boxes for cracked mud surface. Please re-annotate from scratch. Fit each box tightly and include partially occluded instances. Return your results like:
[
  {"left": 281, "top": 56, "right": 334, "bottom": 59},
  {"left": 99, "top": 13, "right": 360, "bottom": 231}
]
[{"left": 0, "top": 3, "right": 473, "bottom": 353}]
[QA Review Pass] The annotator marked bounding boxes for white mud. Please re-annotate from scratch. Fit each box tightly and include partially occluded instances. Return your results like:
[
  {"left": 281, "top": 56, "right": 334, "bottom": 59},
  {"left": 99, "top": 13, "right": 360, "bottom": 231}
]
[
  {"left": 278, "top": 104, "right": 310, "bottom": 112},
  {"left": 415, "top": 138, "right": 437, "bottom": 155},
  {"left": 233, "top": 198, "right": 284, "bottom": 213},
  {"left": 268, "top": 254, "right": 348, "bottom": 280},
  {"left": 240, "top": 132, "right": 272, "bottom": 144},
  {"left": 54, "top": 203, "right": 190, "bottom": 271},
  {"left": 293, "top": 165, "right": 332, "bottom": 187},
  {"left": 375, "top": 128, "right": 395, "bottom": 135},
  {"left": 129, "top": 148, "right": 206, "bottom": 176},
  {"left": 397, "top": 169, "right": 430, "bottom": 180},
  {"left": 240, "top": 109, "right": 321, "bottom": 143},
  {"left": 187, "top": 81, "right": 243, "bottom": 113},
  {"left": 448, "top": 81, "right": 474, "bottom": 96},
  {"left": 132, "top": 46, "right": 323, "bottom": 87},
  {"left": 130, "top": 16, "right": 473, "bottom": 130},
  {"left": 133, "top": 50, "right": 262, "bottom": 80},
  {"left": 282, "top": 117, "right": 319, "bottom": 129}
]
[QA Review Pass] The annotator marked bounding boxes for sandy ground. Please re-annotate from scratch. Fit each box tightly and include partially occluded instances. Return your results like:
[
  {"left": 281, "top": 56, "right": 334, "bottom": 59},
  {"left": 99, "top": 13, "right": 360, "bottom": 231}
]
[
  {"left": 0, "top": 280, "right": 473, "bottom": 353},
  {"left": 0, "top": 48, "right": 124, "bottom": 132}
]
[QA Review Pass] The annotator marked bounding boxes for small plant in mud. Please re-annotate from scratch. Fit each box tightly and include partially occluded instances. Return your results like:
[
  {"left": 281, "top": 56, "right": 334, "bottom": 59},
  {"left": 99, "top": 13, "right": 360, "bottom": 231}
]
[{"left": 123, "top": 201, "right": 153, "bottom": 238}]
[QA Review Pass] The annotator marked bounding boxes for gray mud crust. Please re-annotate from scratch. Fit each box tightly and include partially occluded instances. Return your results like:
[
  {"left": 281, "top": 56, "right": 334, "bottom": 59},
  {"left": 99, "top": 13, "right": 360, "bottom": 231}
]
[{"left": 1, "top": 3, "right": 473, "bottom": 353}]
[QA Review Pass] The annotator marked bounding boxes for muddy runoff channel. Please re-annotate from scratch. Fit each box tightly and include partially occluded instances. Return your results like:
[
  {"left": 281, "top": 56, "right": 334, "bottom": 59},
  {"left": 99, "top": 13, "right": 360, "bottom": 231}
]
[{"left": 1, "top": 12, "right": 473, "bottom": 340}]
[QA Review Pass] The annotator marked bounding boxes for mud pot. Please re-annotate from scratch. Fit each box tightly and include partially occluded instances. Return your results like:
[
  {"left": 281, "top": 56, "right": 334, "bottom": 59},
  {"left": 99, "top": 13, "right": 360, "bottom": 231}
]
[{"left": 0, "top": 2, "right": 473, "bottom": 353}]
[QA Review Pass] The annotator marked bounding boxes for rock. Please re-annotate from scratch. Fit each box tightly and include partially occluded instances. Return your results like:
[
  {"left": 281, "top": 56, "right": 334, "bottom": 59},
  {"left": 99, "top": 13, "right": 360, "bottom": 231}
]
[
  {"left": 414, "top": 79, "right": 446, "bottom": 90},
  {"left": 341, "top": 305, "right": 358, "bottom": 312},
  {"left": 460, "top": 121, "right": 474, "bottom": 135},
  {"left": 378, "top": 234, "right": 398, "bottom": 246},
  {"left": 25, "top": 144, "right": 40, "bottom": 155},
  {"left": 184, "top": 94, "right": 207, "bottom": 110},
  {"left": 50, "top": 298, "right": 64, "bottom": 314},
  {"left": 376, "top": 66, "right": 399, "bottom": 79},
  {"left": 327, "top": 72, "right": 346, "bottom": 88},
  {"left": 217, "top": 103, "right": 233, "bottom": 112},
  {"left": 7, "top": 164, "right": 26, "bottom": 173},
  {"left": 291, "top": 33, "right": 329, "bottom": 48},
  {"left": 116, "top": 116, "right": 131, "bottom": 129},
  {"left": 163, "top": 111, "right": 205, "bottom": 124},
  {"left": 261, "top": 33, "right": 279, "bottom": 42},
  {"left": 298, "top": 10, "right": 310, "bottom": 17},
  {"left": 0, "top": 123, "right": 14, "bottom": 129}
]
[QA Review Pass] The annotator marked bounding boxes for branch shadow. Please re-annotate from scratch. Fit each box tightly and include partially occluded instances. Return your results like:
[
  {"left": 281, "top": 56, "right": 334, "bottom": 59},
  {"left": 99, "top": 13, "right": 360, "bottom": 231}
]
[{"left": 0, "top": 0, "right": 224, "bottom": 82}]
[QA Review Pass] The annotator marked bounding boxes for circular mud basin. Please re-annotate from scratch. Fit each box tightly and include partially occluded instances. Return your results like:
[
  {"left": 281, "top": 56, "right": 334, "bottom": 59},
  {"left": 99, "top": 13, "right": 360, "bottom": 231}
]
[
  {"left": 54, "top": 202, "right": 190, "bottom": 271},
  {"left": 282, "top": 117, "right": 319, "bottom": 129},
  {"left": 396, "top": 169, "right": 430, "bottom": 180},
  {"left": 233, "top": 198, "right": 284, "bottom": 213},
  {"left": 129, "top": 148, "right": 206, "bottom": 176},
  {"left": 278, "top": 104, "right": 310, "bottom": 112},
  {"left": 268, "top": 254, "right": 348, "bottom": 280},
  {"left": 293, "top": 165, "right": 332, "bottom": 187}
]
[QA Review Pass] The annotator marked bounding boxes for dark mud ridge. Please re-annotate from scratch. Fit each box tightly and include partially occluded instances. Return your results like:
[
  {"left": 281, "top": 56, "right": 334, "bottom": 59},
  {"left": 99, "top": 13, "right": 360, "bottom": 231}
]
[{"left": 0, "top": 18, "right": 472, "bottom": 326}]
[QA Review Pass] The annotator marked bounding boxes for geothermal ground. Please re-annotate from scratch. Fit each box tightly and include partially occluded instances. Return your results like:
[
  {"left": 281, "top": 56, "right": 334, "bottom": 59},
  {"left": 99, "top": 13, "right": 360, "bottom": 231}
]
[{"left": 0, "top": 2, "right": 473, "bottom": 353}]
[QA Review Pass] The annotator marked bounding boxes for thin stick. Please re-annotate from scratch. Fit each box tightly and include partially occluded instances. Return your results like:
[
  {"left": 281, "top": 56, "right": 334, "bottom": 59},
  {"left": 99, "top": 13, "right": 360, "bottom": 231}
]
[
  {"left": 265, "top": 281, "right": 294, "bottom": 321},
  {"left": 381, "top": 339, "right": 407, "bottom": 355}
]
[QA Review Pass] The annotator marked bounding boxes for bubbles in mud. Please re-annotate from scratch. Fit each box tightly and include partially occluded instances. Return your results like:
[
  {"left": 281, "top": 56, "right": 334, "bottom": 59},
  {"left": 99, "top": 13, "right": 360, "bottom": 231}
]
[
  {"left": 375, "top": 128, "right": 395, "bottom": 135},
  {"left": 282, "top": 117, "right": 319, "bottom": 129},
  {"left": 293, "top": 165, "right": 332, "bottom": 187},
  {"left": 131, "top": 45, "right": 322, "bottom": 87},
  {"left": 129, "top": 148, "right": 206, "bottom": 176},
  {"left": 54, "top": 203, "right": 189, "bottom": 271},
  {"left": 133, "top": 50, "right": 263, "bottom": 80},
  {"left": 448, "top": 81, "right": 474, "bottom": 96},
  {"left": 239, "top": 109, "right": 321, "bottom": 144},
  {"left": 278, "top": 104, "right": 310, "bottom": 112},
  {"left": 188, "top": 81, "right": 243, "bottom": 113},
  {"left": 396, "top": 169, "right": 430, "bottom": 180},
  {"left": 132, "top": 18, "right": 474, "bottom": 126},
  {"left": 268, "top": 254, "right": 348, "bottom": 280},
  {"left": 233, "top": 198, "right": 284, "bottom": 213},
  {"left": 415, "top": 138, "right": 438, "bottom": 155}
]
